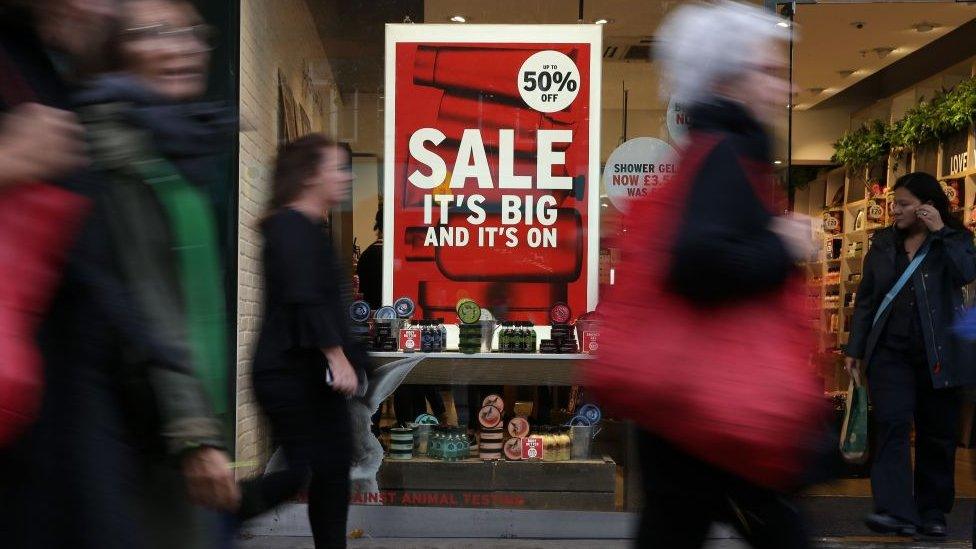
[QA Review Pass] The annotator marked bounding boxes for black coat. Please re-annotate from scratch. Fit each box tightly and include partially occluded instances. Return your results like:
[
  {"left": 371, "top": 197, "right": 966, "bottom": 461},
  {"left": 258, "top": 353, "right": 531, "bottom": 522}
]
[
  {"left": 667, "top": 99, "right": 795, "bottom": 304},
  {"left": 847, "top": 226, "right": 976, "bottom": 388}
]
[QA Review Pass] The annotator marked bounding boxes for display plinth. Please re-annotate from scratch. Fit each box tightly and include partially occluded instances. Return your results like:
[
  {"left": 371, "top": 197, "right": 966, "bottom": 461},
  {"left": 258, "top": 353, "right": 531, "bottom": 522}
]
[
  {"left": 369, "top": 352, "right": 591, "bottom": 386},
  {"left": 373, "top": 456, "right": 617, "bottom": 511}
]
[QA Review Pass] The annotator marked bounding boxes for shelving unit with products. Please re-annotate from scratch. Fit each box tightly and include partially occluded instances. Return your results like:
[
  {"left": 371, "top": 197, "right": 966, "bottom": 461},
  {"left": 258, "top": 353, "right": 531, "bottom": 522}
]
[{"left": 794, "top": 57, "right": 976, "bottom": 396}]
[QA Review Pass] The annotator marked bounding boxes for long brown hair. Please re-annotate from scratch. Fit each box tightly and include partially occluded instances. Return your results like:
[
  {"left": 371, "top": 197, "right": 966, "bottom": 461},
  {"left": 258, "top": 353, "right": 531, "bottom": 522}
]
[{"left": 264, "top": 133, "right": 336, "bottom": 224}]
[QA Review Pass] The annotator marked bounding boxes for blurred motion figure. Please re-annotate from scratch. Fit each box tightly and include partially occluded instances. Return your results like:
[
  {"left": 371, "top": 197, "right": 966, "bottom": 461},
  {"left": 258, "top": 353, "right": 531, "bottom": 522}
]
[
  {"left": 74, "top": 0, "right": 238, "bottom": 547},
  {"left": 586, "top": 2, "right": 824, "bottom": 548}
]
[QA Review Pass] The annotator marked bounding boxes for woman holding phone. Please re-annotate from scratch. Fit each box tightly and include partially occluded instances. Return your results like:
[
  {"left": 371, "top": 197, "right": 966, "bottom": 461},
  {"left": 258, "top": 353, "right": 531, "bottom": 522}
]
[{"left": 846, "top": 172, "right": 976, "bottom": 538}]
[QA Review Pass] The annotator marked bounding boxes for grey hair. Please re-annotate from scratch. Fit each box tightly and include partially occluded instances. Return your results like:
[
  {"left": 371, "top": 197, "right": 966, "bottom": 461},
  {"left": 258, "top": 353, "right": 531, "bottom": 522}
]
[{"left": 654, "top": 0, "right": 790, "bottom": 106}]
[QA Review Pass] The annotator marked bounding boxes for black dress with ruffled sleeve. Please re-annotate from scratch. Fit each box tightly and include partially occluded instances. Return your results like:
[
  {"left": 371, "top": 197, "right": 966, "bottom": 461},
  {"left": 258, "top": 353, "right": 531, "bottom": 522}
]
[{"left": 243, "top": 207, "right": 364, "bottom": 547}]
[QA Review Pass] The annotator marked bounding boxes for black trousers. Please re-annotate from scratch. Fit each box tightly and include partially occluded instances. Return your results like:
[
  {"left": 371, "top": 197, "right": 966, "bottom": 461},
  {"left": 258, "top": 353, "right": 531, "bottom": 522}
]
[
  {"left": 241, "top": 368, "right": 351, "bottom": 549},
  {"left": 868, "top": 345, "right": 959, "bottom": 525},
  {"left": 637, "top": 432, "right": 808, "bottom": 549}
]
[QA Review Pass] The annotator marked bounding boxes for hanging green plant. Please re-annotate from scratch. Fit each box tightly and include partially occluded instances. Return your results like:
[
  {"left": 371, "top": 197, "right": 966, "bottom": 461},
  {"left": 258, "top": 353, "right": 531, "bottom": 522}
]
[
  {"left": 832, "top": 75, "right": 976, "bottom": 169},
  {"left": 832, "top": 119, "right": 890, "bottom": 171}
]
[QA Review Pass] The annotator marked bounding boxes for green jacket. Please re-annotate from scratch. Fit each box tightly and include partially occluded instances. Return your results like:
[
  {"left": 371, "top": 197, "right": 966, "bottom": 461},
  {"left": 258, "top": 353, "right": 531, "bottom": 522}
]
[{"left": 81, "top": 101, "right": 225, "bottom": 456}]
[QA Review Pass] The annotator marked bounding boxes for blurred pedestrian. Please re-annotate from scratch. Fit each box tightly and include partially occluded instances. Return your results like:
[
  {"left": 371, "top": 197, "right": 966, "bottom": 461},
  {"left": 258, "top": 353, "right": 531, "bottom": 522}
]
[
  {"left": 845, "top": 172, "right": 976, "bottom": 538},
  {"left": 0, "top": 1, "right": 150, "bottom": 548},
  {"left": 237, "top": 133, "right": 369, "bottom": 548},
  {"left": 73, "top": 0, "right": 238, "bottom": 547},
  {"left": 585, "top": 2, "right": 823, "bottom": 548}
]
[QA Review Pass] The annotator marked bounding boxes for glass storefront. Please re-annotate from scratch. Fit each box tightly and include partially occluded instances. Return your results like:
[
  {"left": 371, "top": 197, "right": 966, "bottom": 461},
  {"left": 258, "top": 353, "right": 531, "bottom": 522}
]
[{"left": 236, "top": 0, "right": 976, "bottom": 537}]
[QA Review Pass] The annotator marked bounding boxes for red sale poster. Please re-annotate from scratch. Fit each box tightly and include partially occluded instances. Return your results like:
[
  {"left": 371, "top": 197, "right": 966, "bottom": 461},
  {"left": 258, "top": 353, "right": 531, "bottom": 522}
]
[{"left": 383, "top": 25, "right": 601, "bottom": 325}]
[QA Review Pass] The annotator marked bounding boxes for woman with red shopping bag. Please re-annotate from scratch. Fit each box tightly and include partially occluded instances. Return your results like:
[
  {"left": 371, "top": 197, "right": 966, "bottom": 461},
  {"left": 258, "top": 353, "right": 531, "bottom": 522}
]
[{"left": 583, "top": 2, "right": 827, "bottom": 547}]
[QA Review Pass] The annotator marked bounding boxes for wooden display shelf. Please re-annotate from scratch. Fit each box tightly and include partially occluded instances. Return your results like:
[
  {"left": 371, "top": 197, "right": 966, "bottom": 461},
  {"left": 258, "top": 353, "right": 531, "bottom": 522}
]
[
  {"left": 376, "top": 456, "right": 618, "bottom": 511},
  {"left": 369, "top": 352, "right": 590, "bottom": 386}
]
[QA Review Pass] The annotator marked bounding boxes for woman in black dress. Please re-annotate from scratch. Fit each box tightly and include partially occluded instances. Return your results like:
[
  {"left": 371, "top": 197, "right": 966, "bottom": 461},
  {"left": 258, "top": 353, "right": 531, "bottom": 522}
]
[
  {"left": 239, "top": 133, "right": 364, "bottom": 548},
  {"left": 846, "top": 172, "right": 976, "bottom": 538}
]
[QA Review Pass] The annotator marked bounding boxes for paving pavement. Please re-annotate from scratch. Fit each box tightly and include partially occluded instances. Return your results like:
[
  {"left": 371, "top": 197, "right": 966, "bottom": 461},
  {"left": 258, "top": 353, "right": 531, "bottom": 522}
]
[{"left": 236, "top": 535, "right": 970, "bottom": 548}]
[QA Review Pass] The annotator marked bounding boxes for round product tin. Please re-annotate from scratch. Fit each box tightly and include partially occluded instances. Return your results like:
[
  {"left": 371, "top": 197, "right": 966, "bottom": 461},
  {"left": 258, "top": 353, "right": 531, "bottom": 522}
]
[
  {"left": 550, "top": 302, "right": 572, "bottom": 325},
  {"left": 579, "top": 404, "right": 602, "bottom": 424},
  {"left": 508, "top": 417, "right": 530, "bottom": 439},
  {"left": 375, "top": 306, "right": 397, "bottom": 320},
  {"left": 393, "top": 296, "right": 415, "bottom": 318},
  {"left": 504, "top": 437, "right": 523, "bottom": 460},
  {"left": 477, "top": 405, "right": 502, "bottom": 429},
  {"left": 482, "top": 394, "right": 504, "bottom": 412},
  {"left": 349, "top": 301, "right": 371, "bottom": 323},
  {"left": 456, "top": 298, "right": 482, "bottom": 324}
]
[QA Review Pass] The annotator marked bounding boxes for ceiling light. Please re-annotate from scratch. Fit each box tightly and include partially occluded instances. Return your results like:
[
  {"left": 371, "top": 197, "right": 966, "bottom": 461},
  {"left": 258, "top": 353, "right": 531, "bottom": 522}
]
[
  {"left": 912, "top": 21, "right": 939, "bottom": 33},
  {"left": 777, "top": 21, "right": 790, "bottom": 28},
  {"left": 601, "top": 203, "right": 609, "bottom": 208},
  {"left": 450, "top": 15, "right": 466, "bottom": 23},
  {"left": 873, "top": 46, "right": 895, "bottom": 59},
  {"left": 595, "top": 18, "right": 610, "bottom": 25},
  {"left": 773, "top": 160, "right": 783, "bottom": 165}
]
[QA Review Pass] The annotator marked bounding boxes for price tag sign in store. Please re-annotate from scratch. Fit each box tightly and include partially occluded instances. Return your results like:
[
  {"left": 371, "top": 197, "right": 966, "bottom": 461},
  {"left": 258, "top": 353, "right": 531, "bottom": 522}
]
[
  {"left": 399, "top": 328, "right": 420, "bottom": 353},
  {"left": 602, "top": 137, "right": 677, "bottom": 212}
]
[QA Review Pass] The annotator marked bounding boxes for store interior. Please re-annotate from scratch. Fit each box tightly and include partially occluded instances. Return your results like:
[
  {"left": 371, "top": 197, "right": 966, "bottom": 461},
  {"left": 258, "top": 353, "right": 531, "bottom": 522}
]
[{"left": 251, "top": 0, "right": 976, "bottom": 512}]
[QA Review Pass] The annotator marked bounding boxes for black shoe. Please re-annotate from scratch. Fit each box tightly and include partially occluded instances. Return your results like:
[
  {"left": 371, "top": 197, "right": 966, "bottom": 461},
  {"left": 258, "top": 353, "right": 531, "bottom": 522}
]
[
  {"left": 865, "top": 513, "right": 917, "bottom": 536},
  {"left": 921, "top": 519, "right": 947, "bottom": 538}
]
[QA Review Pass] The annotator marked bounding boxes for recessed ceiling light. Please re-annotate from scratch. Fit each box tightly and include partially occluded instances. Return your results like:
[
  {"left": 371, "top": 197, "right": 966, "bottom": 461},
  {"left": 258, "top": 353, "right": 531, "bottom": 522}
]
[
  {"left": 912, "top": 21, "right": 939, "bottom": 33},
  {"left": 873, "top": 46, "right": 895, "bottom": 58},
  {"left": 595, "top": 18, "right": 611, "bottom": 25},
  {"left": 777, "top": 21, "right": 790, "bottom": 28},
  {"left": 773, "top": 160, "right": 784, "bottom": 165},
  {"left": 450, "top": 15, "right": 467, "bottom": 23}
]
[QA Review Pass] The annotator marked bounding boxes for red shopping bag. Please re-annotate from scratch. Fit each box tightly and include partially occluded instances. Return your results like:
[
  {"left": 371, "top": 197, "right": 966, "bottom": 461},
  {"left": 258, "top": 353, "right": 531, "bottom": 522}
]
[
  {"left": 0, "top": 182, "right": 89, "bottom": 446},
  {"left": 0, "top": 44, "right": 91, "bottom": 447},
  {"left": 583, "top": 135, "right": 825, "bottom": 492}
]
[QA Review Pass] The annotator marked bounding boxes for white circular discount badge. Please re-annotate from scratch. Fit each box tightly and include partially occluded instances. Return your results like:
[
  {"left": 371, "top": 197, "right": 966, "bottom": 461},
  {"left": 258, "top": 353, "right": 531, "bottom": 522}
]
[
  {"left": 518, "top": 50, "right": 581, "bottom": 113},
  {"left": 602, "top": 137, "right": 677, "bottom": 212}
]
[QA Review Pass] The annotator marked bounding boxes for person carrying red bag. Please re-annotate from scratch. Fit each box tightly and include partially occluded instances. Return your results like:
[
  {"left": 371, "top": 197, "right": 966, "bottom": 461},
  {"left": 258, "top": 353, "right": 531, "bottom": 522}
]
[{"left": 582, "top": 2, "right": 827, "bottom": 548}]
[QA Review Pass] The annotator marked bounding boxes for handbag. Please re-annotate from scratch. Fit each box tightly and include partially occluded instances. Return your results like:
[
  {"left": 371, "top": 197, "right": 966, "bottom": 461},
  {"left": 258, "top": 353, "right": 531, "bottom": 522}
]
[
  {"left": 840, "top": 240, "right": 930, "bottom": 463},
  {"left": 0, "top": 47, "right": 90, "bottom": 446},
  {"left": 584, "top": 134, "right": 826, "bottom": 492}
]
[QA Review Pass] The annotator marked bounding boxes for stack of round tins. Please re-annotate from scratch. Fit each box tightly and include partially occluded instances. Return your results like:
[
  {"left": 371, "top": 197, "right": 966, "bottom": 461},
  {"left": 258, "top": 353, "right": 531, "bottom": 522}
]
[
  {"left": 390, "top": 427, "right": 414, "bottom": 460},
  {"left": 459, "top": 321, "right": 484, "bottom": 354},
  {"left": 393, "top": 296, "right": 415, "bottom": 319},
  {"left": 479, "top": 427, "right": 504, "bottom": 460},
  {"left": 504, "top": 437, "right": 523, "bottom": 460}
]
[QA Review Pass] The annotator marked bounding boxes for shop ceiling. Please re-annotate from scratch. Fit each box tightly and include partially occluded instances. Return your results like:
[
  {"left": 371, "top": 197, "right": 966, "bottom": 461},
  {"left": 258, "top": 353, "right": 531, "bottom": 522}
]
[
  {"left": 793, "top": 2, "right": 976, "bottom": 111},
  {"left": 308, "top": 1, "right": 976, "bottom": 116}
]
